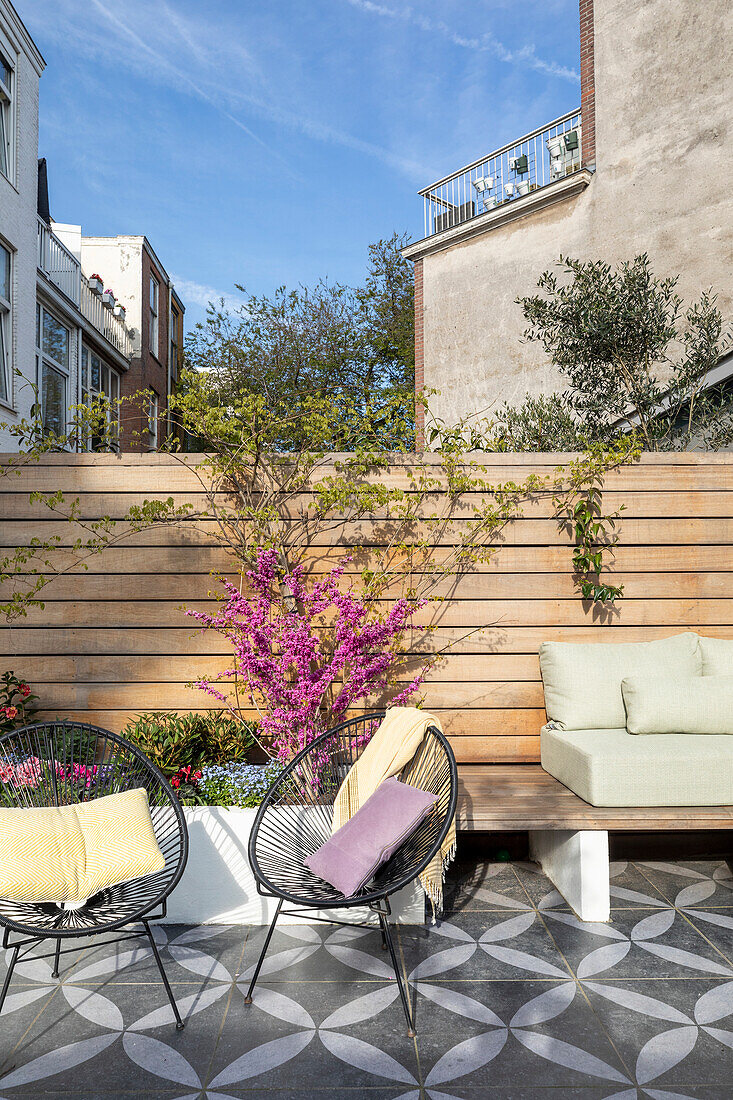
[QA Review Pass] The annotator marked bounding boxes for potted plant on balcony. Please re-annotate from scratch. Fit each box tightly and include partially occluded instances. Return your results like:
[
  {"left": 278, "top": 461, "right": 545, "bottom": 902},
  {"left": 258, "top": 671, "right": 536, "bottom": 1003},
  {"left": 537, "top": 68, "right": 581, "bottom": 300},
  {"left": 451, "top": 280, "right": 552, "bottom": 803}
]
[
  {"left": 102, "top": 289, "right": 115, "bottom": 309},
  {"left": 113, "top": 302, "right": 126, "bottom": 321},
  {"left": 88, "top": 274, "right": 103, "bottom": 296}
]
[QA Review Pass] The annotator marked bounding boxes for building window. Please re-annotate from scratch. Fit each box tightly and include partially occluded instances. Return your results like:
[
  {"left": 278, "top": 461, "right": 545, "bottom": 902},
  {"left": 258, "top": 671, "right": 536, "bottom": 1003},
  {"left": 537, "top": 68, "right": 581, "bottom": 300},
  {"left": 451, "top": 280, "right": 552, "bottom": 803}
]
[
  {"left": 170, "top": 304, "right": 179, "bottom": 380},
  {"left": 148, "top": 389, "right": 159, "bottom": 449},
  {"left": 81, "top": 344, "right": 120, "bottom": 451},
  {"left": 0, "top": 243, "right": 10, "bottom": 405},
  {"left": 37, "top": 302, "right": 70, "bottom": 438},
  {"left": 0, "top": 48, "right": 12, "bottom": 182},
  {"left": 149, "top": 275, "right": 159, "bottom": 356}
]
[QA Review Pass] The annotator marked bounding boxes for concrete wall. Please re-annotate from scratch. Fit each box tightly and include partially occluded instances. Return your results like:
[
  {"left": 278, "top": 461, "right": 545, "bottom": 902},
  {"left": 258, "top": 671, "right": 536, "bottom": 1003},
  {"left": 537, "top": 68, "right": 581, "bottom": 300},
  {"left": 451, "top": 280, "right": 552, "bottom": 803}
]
[
  {"left": 0, "top": 2, "right": 43, "bottom": 449},
  {"left": 417, "top": 0, "right": 733, "bottom": 426}
]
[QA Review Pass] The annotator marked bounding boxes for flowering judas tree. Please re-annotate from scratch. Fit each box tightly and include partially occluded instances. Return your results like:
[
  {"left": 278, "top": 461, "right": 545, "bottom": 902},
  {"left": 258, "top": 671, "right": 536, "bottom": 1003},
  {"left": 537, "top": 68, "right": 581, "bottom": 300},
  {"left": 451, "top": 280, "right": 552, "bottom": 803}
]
[{"left": 187, "top": 549, "right": 430, "bottom": 759}]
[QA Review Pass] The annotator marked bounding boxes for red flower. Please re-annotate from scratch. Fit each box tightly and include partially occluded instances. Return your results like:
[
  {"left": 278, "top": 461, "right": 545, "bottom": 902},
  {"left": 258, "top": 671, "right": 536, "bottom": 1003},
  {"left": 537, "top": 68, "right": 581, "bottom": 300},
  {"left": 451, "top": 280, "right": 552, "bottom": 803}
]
[
  {"left": 18, "top": 684, "right": 31, "bottom": 698},
  {"left": 4, "top": 706, "right": 17, "bottom": 719}
]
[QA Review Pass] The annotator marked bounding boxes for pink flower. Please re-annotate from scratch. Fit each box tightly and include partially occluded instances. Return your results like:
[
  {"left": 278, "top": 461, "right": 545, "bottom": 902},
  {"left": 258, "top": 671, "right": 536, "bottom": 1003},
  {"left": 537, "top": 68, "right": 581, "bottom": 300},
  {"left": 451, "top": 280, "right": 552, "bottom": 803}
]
[{"left": 186, "top": 549, "right": 431, "bottom": 760}]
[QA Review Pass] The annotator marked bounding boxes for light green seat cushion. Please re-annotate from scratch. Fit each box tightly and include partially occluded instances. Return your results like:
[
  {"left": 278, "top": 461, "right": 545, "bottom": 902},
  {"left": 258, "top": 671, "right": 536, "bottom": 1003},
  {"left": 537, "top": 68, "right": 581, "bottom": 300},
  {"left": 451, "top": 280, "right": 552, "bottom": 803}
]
[
  {"left": 539, "top": 633, "right": 701, "bottom": 729},
  {"left": 541, "top": 726, "right": 733, "bottom": 807},
  {"left": 700, "top": 636, "right": 733, "bottom": 676},
  {"left": 622, "top": 674, "right": 733, "bottom": 735}
]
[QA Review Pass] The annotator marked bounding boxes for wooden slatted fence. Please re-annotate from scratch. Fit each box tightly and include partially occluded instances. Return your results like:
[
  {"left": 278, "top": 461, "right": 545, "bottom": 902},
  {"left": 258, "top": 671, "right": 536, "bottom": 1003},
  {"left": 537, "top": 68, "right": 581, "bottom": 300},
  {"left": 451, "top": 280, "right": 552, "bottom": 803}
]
[{"left": 1, "top": 452, "right": 732, "bottom": 763}]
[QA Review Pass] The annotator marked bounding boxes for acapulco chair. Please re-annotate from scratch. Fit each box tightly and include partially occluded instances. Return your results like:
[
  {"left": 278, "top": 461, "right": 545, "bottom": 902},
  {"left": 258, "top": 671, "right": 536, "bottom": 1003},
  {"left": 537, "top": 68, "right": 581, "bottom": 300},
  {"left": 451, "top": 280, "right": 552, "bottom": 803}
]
[
  {"left": 0, "top": 722, "right": 188, "bottom": 1029},
  {"left": 246, "top": 712, "right": 458, "bottom": 1035}
]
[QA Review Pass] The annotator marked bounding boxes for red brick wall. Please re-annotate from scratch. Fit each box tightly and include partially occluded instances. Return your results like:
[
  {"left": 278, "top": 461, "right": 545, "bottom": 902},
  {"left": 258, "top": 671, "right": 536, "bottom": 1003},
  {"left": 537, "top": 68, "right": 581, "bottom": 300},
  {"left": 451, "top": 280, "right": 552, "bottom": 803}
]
[
  {"left": 579, "top": 0, "right": 596, "bottom": 169},
  {"left": 119, "top": 249, "right": 169, "bottom": 452},
  {"left": 414, "top": 258, "right": 425, "bottom": 451}
]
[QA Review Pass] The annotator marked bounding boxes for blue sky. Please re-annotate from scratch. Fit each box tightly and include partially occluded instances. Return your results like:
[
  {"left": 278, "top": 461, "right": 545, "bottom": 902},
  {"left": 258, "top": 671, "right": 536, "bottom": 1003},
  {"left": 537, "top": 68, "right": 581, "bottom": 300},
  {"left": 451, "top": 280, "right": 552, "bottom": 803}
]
[{"left": 21, "top": 0, "right": 580, "bottom": 328}]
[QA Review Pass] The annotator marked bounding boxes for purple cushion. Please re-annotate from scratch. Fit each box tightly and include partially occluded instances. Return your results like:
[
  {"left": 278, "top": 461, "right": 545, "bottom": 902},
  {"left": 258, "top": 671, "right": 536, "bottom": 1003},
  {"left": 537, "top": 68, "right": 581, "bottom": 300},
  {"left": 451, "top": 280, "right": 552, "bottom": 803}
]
[{"left": 304, "top": 777, "right": 438, "bottom": 898}]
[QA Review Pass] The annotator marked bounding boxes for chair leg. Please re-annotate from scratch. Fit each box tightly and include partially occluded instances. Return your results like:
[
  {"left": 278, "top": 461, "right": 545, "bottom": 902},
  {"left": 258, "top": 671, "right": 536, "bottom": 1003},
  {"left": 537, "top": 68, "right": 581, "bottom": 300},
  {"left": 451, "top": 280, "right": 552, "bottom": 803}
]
[
  {"left": 379, "top": 913, "right": 415, "bottom": 1037},
  {"left": 143, "top": 921, "right": 184, "bottom": 1031},
  {"left": 379, "top": 922, "right": 388, "bottom": 951},
  {"left": 52, "top": 938, "right": 61, "bottom": 979},
  {"left": 0, "top": 945, "right": 19, "bottom": 1017},
  {"left": 244, "top": 899, "right": 283, "bottom": 1004}
]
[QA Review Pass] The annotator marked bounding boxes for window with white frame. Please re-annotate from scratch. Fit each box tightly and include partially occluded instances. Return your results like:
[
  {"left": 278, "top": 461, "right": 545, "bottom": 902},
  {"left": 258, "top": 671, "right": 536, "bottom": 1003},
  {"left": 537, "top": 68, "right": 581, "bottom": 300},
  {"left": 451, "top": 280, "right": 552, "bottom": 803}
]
[
  {"left": 0, "top": 243, "right": 10, "bottom": 405},
  {"left": 37, "top": 302, "right": 70, "bottom": 439},
  {"left": 149, "top": 274, "right": 159, "bottom": 356},
  {"left": 148, "top": 389, "right": 159, "bottom": 449},
  {"left": 0, "top": 48, "right": 13, "bottom": 183},
  {"left": 170, "top": 304, "right": 179, "bottom": 380},
  {"left": 81, "top": 344, "right": 120, "bottom": 451}
]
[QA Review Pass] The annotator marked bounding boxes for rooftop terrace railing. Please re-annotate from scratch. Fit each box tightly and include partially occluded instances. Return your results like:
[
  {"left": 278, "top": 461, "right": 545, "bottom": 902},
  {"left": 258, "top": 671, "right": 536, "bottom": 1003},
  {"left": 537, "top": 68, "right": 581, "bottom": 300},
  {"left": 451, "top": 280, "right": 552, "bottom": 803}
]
[
  {"left": 37, "top": 216, "right": 132, "bottom": 359},
  {"left": 419, "top": 108, "right": 582, "bottom": 240}
]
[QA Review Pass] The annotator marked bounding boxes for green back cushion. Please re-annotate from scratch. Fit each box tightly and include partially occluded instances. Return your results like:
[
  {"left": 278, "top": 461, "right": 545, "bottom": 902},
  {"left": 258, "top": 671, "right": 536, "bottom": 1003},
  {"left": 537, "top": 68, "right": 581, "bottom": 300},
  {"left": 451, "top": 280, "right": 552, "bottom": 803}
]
[
  {"left": 539, "top": 632, "right": 701, "bottom": 729},
  {"left": 622, "top": 674, "right": 733, "bottom": 735},
  {"left": 700, "top": 637, "right": 733, "bottom": 676}
]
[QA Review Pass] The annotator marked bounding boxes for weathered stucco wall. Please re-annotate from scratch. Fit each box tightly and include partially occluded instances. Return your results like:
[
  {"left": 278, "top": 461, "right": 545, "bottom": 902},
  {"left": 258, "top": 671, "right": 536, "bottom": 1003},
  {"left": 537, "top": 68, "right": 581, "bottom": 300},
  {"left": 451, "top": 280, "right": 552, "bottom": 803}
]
[{"left": 419, "top": 0, "right": 733, "bottom": 425}]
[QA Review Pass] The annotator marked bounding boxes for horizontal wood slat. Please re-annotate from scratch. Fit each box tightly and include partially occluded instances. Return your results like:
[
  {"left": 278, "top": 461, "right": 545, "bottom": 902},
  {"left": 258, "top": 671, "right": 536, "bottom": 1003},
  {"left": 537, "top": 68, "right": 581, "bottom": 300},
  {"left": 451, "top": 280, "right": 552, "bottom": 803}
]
[{"left": 3, "top": 452, "right": 733, "bottom": 763}]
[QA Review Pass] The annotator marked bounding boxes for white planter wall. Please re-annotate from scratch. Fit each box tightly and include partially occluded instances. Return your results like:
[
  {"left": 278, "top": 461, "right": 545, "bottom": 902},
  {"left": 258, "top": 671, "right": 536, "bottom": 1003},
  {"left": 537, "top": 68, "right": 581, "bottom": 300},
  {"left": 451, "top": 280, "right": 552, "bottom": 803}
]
[{"left": 163, "top": 806, "right": 425, "bottom": 926}]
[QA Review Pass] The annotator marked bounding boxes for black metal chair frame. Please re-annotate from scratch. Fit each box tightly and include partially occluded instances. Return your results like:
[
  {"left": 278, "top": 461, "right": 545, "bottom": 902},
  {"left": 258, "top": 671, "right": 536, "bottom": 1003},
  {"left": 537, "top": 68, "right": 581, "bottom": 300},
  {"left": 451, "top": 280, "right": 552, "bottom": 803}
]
[
  {"left": 0, "top": 722, "right": 189, "bottom": 1029},
  {"left": 246, "top": 712, "right": 458, "bottom": 1036}
]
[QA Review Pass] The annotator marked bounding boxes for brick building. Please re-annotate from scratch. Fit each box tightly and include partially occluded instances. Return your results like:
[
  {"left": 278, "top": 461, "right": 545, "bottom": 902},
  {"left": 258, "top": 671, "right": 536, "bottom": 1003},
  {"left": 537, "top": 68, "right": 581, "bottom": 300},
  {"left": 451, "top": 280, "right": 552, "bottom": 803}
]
[{"left": 81, "top": 237, "right": 184, "bottom": 451}]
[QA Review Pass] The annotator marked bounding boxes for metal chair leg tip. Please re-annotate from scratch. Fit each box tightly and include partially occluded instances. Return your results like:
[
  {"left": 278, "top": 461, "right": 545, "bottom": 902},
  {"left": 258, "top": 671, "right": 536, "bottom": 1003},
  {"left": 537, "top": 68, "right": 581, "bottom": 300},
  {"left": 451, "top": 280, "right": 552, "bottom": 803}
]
[
  {"left": 407, "top": 1028, "right": 416, "bottom": 1038},
  {"left": 243, "top": 995, "right": 253, "bottom": 1004},
  {"left": 51, "top": 971, "right": 59, "bottom": 979},
  {"left": 176, "top": 1021, "right": 185, "bottom": 1031}
]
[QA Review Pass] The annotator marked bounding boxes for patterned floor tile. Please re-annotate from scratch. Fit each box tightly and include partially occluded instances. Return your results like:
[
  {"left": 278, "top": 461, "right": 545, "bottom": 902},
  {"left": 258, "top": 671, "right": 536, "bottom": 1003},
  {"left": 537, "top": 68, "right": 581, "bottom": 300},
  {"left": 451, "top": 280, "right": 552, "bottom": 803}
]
[
  {"left": 4, "top": 861, "right": 733, "bottom": 1098},
  {"left": 636, "top": 862, "right": 733, "bottom": 910},
  {"left": 398, "top": 910, "right": 573, "bottom": 985},
  {"left": 582, "top": 976, "right": 733, "bottom": 1092},
  {"left": 208, "top": 980, "right": 421, "bottom": 1093},
  {"left": 411, "top": 977, "right": 629, "bottom": 1091},
  {"left": 443, "top": 860, "right": 532, "bottom": 914},
  {"left": 540, "top": 907, "right": 733, "bottom": 982}
]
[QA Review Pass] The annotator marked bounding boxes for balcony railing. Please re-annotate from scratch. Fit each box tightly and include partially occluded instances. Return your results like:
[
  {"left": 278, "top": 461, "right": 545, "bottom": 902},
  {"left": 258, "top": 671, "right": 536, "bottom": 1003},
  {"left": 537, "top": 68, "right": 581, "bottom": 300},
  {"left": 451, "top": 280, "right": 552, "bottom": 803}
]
[
  {"left": 419, "top": 108, "right": 582, "bottom": 240},
  {"left": 37, "top": 216, "right": 132, "bottom": 359},
  {"left": 37, "top": 216, "right": 81, "bottom": 306},
  {"left": 79, "top": 277, "right": 133, "bottom": 358}
]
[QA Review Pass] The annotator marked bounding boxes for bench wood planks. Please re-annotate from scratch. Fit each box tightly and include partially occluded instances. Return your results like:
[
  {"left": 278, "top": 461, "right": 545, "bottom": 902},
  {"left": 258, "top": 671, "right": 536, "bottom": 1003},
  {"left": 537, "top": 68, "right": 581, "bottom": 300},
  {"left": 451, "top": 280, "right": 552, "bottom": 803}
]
[{"left": 457, "top": 764, "right": 733, "bottom": 831}]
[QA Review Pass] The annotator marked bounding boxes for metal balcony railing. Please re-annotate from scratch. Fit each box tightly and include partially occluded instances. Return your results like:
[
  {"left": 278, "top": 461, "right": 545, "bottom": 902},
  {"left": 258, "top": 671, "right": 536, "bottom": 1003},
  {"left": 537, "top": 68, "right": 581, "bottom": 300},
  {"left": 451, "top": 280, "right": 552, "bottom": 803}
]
[
  {"left": 37, "top": 216, "right": 81, "bottom": 305},
  {"left": 419, "top": 109, "right": 582, "bottom": 240},
  {"left": 37, "top": 216, "right": 132, "bottom": 359},
  {"left": 79, "top": 277, "right": 132, "bottom": 358}
]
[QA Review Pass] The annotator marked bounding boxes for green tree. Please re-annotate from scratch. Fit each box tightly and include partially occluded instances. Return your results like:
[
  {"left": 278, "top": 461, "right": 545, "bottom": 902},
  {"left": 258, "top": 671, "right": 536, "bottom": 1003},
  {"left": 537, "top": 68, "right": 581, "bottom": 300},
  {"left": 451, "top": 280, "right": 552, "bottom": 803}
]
[
  {"left": 517, "top": 254, "right": 731, "bottom": 450},
  {"left": 184, "top": 232, "right": 415, "bottom": 450}
]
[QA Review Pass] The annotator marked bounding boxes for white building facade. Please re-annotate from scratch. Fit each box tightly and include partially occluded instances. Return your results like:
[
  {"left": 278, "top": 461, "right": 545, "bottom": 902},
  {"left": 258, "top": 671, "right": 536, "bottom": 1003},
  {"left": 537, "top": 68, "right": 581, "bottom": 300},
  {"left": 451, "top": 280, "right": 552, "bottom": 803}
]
[{"left": 0, "top": 0, "right": 134, "bottom": 453}]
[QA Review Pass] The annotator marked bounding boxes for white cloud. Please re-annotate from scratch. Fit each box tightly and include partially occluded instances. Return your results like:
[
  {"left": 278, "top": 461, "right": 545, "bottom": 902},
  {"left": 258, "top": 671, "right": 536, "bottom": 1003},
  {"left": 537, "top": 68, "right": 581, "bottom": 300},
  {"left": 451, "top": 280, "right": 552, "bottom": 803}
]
[
  {"left": 343, "top": 0, "right": 580, "bottom": 83},
  {"left": 171, "top": 277, "right": 246, "bottom": 315}
]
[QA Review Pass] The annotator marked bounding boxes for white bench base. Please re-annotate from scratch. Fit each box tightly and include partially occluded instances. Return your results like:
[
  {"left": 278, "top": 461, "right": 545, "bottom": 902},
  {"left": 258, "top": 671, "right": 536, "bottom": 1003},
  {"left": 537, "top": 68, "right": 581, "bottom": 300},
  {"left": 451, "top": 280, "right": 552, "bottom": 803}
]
[{"left": 530, "top": 829, "right": 610, "bottom": 922}]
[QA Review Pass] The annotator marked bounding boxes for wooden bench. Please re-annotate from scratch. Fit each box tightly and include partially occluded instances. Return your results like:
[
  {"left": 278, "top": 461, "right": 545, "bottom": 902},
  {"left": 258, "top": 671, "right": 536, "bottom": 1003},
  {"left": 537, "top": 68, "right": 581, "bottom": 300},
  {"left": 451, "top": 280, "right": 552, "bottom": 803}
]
[{"left": 457, "top": 764, "right": 733, "bottom": 921}]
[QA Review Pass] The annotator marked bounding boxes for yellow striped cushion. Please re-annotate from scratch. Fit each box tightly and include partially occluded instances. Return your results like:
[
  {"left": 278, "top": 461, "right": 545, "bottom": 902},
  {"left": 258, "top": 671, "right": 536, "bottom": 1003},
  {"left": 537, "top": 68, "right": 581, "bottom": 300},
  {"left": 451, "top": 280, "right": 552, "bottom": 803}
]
[{"left": 0, "top": 788, "right": 165, "bottom": 903}]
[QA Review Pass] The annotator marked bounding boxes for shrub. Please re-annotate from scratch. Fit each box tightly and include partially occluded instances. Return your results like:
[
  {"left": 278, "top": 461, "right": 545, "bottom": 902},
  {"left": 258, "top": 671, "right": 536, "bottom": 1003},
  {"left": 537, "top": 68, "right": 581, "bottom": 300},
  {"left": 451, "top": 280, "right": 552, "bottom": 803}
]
[
  {"left": 198, "top": 762, "right": 283, "bottom": 809},
  {"left": 123, "top": 711, "right": 256, "bottom": 774},
  {"left": 0, "top": 672, "right": 37, "bottom": 734}
]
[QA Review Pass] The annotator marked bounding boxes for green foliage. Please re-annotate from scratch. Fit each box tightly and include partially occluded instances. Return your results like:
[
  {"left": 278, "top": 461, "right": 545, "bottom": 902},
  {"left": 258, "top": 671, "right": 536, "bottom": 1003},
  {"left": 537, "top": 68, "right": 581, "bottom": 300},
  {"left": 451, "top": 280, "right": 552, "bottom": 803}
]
[
  {"left": 552, "top": 439, "right": 640, "bottom": 604},
  {"left": 0, "top": 388, "right": 192, "bottom": 623},
  {"left": 0, "top": 671, "right": 37, "bottom": 733},
  {"left": 183, "top": 232, "right": 415, "bottom": 451},
  {"left": 122, "top": 711, "right": 257, "bottom": 774},
  {"left": 517, "top": 254, "right": 731, "bottom": 450}
]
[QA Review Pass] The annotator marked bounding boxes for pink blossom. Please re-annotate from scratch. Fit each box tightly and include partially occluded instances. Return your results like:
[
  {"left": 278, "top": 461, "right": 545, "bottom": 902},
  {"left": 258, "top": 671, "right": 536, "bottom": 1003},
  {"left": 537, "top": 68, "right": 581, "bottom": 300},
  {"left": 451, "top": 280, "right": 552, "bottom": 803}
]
[{"left": 186, "top": 549, "right": 431, "bottom": 760}]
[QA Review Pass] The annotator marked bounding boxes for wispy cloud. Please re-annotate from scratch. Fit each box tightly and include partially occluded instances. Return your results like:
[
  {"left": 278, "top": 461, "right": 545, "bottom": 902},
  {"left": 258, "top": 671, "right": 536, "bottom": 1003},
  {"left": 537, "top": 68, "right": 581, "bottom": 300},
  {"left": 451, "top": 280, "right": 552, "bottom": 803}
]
[
  {"left": 343, "top": 0, "right": 580, "bottom": 83},
  {"left": 30, "top": 0, "right": 432, "bottom": 180},
  {"left": 171, "top": 277, "right": 246, "bottom": 315}
]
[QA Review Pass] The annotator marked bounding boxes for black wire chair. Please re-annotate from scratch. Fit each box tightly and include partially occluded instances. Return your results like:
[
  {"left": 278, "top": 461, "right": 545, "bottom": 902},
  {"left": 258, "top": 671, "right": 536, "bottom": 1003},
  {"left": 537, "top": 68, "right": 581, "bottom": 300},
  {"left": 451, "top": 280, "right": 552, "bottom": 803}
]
[
  {"left": 246, "top": 712, "right": 458, "bottom": 1035},
  {"left": 0, "top": 722, "right": 189, "bottom": 1029}
]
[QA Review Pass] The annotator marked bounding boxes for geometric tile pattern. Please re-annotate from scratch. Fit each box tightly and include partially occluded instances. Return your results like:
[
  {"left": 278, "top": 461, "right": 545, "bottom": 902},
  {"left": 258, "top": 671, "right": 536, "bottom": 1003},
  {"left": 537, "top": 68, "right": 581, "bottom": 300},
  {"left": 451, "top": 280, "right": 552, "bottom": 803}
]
[{"left": 1, "top": 859, "right": 733, "bottom": 1099}]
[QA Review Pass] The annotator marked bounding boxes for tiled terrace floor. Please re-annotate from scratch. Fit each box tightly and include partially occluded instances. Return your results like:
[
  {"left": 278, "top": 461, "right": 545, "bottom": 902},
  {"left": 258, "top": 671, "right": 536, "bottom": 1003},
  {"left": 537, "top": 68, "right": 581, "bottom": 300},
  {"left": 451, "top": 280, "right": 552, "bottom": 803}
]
[{"left": 2, "top": 859, "right": 733, "bottom": 1099}]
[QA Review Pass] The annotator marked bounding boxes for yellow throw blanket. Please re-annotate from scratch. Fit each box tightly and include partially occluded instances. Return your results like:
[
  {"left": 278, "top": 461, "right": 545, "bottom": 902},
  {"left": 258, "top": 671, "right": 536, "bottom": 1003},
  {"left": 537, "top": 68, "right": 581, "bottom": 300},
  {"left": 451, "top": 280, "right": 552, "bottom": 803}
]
[{"left": 331, "top": 707, "right": 456, "bottom": 916}]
